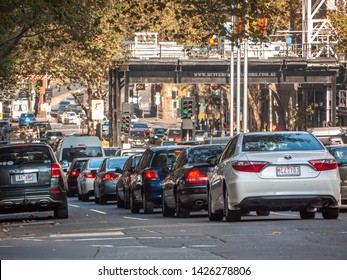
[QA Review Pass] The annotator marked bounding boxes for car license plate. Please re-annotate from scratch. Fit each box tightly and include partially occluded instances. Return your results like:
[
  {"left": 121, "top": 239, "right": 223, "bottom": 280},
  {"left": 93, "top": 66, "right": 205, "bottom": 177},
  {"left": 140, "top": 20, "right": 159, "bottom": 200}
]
[
  {"left": 15, "top": 173, "right": 37, "bottom": 183},
  {"left": 276, "top": 166, "right": 300, "bottom": 176}
]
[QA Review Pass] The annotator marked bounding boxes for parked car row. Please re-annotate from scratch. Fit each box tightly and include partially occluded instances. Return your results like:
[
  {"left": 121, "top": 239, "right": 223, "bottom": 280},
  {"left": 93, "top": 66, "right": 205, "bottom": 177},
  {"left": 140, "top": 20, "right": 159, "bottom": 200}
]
[{"left": 69, "top": 131, "right": 343, "bottom": 222}]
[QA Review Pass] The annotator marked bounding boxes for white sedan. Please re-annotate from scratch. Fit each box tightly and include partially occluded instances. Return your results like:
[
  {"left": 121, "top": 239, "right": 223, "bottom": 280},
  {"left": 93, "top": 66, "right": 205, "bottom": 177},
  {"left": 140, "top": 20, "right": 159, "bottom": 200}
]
[{"left": 208, "top": 131, "right": 341, "bottom": 222}]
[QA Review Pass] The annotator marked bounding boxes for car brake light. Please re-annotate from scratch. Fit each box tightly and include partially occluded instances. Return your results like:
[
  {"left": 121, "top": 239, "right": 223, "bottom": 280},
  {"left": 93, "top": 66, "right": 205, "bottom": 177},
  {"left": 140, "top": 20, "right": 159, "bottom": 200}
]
[
  {"left": 84, "top": 173, "right": 96, "bottom": 179},
  {"left": 145, "top": 170, "right": 159, "bottom": 179},
  {"left": 103, "top": 173, "right": 118, "bottom": 180},
  {"left": 51, "top": 163, "right": 61, "bottom": 178},
  {"left": 232, "top": 161, "right": 268, "bottom": 172},
  {"left": 186, "top": 169, "right": 208, "bottom": 184},
  {"left": 309, "top": 159, "right": 338, "bottom": 171},
  {"left": 71, "top": 170, "right": 80, "bottom": 176}
]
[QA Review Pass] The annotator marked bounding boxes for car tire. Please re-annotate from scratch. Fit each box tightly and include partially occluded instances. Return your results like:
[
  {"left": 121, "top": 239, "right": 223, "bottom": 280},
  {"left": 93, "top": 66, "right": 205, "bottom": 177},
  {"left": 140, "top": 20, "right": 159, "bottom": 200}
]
[
  {"left": 124, "top": 190, "right": 130, "bottom": 209},
  {"left": 162, "top": 195, "right": 175, "bottom": 217},
  {"left": 256, "top": 210, "right": 270, "bottom": 216},
  {"left": 142, "top": 194, "right": 154, "bottom": 214},
  {"left": 322, "top": 207, "right": 339, "bottom": 219},
  {"left": 208, "top": 190, "right": 223, "bottom": 221},
  {"left": 300, "top": 209, "right": 316, "bottom": 219},
  {"left": 117, "top": 192, "right": 125, "bottom": 208},
  {"left": 100, "top": 196, "right": 107, "bottom": 205},
  {"left": 176, "top": 197, "right": 190, "bottom": 218},
  {"left": 81, "top": 193, "right": 89, "bottom": 202},
  {"left": 130, "top": 191, "right": 140, "bottom": 214},
  {"left": 224, "top": 190, "right": 241, "bottom": 222},
  {"left": 78, "top": 194, "right": 82, "bottom": 201},
  {"left": 54, "top": 203, "right": 69, "bottom": 219}
]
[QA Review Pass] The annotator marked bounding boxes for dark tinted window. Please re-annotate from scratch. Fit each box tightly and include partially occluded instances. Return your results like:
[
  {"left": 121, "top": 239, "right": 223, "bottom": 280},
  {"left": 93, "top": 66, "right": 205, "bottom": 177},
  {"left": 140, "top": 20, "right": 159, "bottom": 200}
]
[
  {"left": 62, "top": 147, "right": 103, "bottom": 162},
  {"left": 0, "top": 146, "right": 53, "bottom": 165},
  {"left": 187, "top": 145, "right": 225, "bottom": 163},
  {"left": 153, "top": 128, "right": 166, "bottom": 133},
  {"left": 130, "top": 130, "right": 146, "bottom": 137},
  {"left": 168, "top": 129, "right": 181, "bottom": 136}
]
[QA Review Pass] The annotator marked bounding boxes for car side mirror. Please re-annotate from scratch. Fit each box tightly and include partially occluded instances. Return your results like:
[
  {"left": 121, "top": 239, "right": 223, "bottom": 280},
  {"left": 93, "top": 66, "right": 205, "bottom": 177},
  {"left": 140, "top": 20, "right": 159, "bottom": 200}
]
[
  {"left": 161, "top": 166, "right": 170, "bottom": 174},
  {"left": 127, "top": 166, "right": 134, "bottom": 172}
]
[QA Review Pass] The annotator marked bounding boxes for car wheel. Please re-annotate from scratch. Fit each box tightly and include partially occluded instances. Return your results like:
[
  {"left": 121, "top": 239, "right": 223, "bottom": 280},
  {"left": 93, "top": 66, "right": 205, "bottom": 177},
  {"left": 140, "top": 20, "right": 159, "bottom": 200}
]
[
  {"left": 130, "top": 191, "right": 140, "bottom": 214},
  {"left": 54, "top": 203, "right": 69, "bottom": 219},
  {"left": 176, "top": 197, "right": 190, "bottom": 218},
  {"left": 162, "top": 195, "right": 175, "bottom": 217},
  {"left": 117, "top": 192, "right": 125, "bottom": 208},
  {"left": 124, "top": 190, "right": 130, "bottom": 209},
  {"left": 256, "top": 210, "right": 270, "bottom": 216},
  {"left": 99, "top": 196, "right": 107, "bottom": 205},
  {"left": 300, "top": 209, "right": 316, "bottom": 219},
  {"left": 78, "top": 194, "right": 82, "bottom": 201},
  {"left": 81, "top": 193, "right": 89, "bottom": 202},
  {"left": 208, "top": 190, "right": 223, "bottom": 221},
  {"left": 322, "top": 207, "right": 339, "bottom": 219},
  {"left": 142, "top": 194, "right": 154, "bottom": 214},
  {"left": 224, "top": 190, "right": 241, "bottom": 222}
]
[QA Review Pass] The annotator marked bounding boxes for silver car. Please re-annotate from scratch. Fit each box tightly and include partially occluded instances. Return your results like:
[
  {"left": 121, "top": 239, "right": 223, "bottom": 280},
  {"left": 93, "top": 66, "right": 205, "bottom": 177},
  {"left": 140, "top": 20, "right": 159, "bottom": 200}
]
[
  {"left": 208, "top": 131, "right": 341, "bottom": 222},
  {"left": 327, "top": 144, "right": 347, "bottom": 205}
]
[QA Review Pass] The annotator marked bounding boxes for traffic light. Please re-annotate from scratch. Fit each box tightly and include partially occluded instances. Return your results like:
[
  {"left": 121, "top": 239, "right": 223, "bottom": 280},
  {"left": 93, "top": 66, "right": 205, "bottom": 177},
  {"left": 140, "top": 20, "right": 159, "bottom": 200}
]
[
  {"left": 121, "top": 113, "right": 131, "bottom": 132},
  {"left": 44, "top": 88, "right": 52, "bottom": 103},
  {"left": 181, "top": 97, "right": 195, "bottom": 119}
]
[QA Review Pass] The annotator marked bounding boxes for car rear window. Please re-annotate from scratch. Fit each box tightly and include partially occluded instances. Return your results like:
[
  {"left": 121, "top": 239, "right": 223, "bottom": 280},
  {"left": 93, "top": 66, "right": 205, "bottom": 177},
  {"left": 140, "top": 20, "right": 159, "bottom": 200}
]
[
  {"left": 0, "top": 146, "right": 53, "bottom": 165},
  {"left": 242, "top": 133, "right": 324, "bottom": 152},
  {"left": 130, "top": 130, "right": 145, "bottom": 137},
  {"left": 152, "top": 149, "right": 183, "bottom": 167},
  {"left": 188, "top": 145, "right": 225, "bottom": 163},
  {"left": 62, "top": 147, "right": 103, "bottom": 162},
  {"left": 168, "top": 130, "right": 181, "bottom": 136},
  {"left": 107, "top": 157, "right": 128, "bottom": 170}
]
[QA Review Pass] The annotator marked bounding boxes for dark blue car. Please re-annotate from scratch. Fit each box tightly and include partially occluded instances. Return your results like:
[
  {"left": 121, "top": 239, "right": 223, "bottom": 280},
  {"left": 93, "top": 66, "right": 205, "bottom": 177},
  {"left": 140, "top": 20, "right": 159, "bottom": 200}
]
[{"left": 129, "top": 146, "right": 185, "bottom": 214}]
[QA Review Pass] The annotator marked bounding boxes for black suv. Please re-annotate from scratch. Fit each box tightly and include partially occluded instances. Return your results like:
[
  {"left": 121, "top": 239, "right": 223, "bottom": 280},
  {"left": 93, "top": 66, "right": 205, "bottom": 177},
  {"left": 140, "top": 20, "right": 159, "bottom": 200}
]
[{"left": 0, "top": 142, "right": 68, "bottom": 219}]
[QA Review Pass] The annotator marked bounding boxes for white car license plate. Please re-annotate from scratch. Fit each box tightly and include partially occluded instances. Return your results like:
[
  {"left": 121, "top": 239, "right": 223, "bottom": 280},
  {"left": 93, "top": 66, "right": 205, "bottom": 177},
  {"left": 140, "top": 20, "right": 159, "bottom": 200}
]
[
  {"left": 276, "top": 166, "right": 300, "bottom": 176},
  {"left": 15, "top": 173, "right": 37, "bottom": 183}
]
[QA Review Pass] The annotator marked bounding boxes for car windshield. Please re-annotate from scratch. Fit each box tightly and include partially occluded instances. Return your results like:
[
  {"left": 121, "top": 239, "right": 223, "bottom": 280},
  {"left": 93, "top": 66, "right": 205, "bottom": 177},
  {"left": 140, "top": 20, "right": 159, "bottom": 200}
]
[
  {"left": 133, "top": 123, "right": 148, "bottom": 128},
  {"left": 48, "top": 131, "right": 63, "bottom": 137},
  {"left": 168, "top": 130, "right": 181, "bottom": 136},
  {"left": 130, "top": 130, "right": 145, "bottom": 137},
  {"left": 62, "top": 147, "right": 103, "bottom": 162},
  {"left": 154, "top": 128, "right": 166, "bottom": 133},
  {"left": 242, "top": 133, "right": 324, "bottom": 152}
]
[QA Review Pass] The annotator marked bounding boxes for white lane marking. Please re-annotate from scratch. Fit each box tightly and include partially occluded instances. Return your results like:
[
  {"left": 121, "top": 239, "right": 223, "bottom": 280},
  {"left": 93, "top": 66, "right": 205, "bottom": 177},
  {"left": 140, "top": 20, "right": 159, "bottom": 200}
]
[
  {"left": 68, "top": 204, "right": 80, "bottom": 208},
  {"left": 50, "top": 231, "right": 124, "bottom": 238},
  {"left": 123, "top": 216, "right": 149, "bottom": 221},
  {"left": 90, "top": 209, "right": 107, "bottom": 215},
  {"left": 56, "top": 237, "right": 133, "bottom": 242},
  {"left": 189, "top": 245, "right": 217, "bottom": 248}
]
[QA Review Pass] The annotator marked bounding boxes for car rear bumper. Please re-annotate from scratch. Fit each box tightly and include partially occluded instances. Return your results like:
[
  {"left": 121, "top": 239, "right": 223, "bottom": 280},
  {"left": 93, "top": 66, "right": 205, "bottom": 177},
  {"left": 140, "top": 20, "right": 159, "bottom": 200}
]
[
  {"left": 0, "top": 196, "right": 67, "bottom": 214},
  {"left": 236, "top": 195, "right": 340, "bottom": 211},
  {"left": 178, "top": 186, "right": 207, "bottom": 210}
]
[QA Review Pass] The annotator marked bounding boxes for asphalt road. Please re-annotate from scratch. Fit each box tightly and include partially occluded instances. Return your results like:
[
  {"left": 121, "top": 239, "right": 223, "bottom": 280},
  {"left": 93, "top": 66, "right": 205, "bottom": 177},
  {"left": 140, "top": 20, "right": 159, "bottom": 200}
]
[{"left": 1, "top": 196, "right": 347, "bottom": 260}]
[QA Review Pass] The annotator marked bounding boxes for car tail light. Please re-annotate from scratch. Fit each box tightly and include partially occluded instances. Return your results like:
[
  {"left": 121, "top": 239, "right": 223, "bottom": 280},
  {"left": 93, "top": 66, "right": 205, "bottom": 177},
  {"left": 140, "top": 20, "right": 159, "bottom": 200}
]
[
  {"left": 51, "top": 163, "right": 61, "bottom": 178},
  {"left": 186, "top": 169, "right": 208, "bottom": 184},
  {"left": 71, "top": 170, "right": 80, "bottom": 177},
  {"left": 84, "top": 173, "right": 96, "bottom": 179},
  {"left": 309, "top": 159, "right": 338, "bottom": 171},
  {"left": 103, "top": 173, "right": 118, "bottom": 180},
  {"left": 145, "top": 170, "right": 159, "bottom": 179},
  {"left": 232, "top": 161, "right": 268, "bottom": 172}
]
